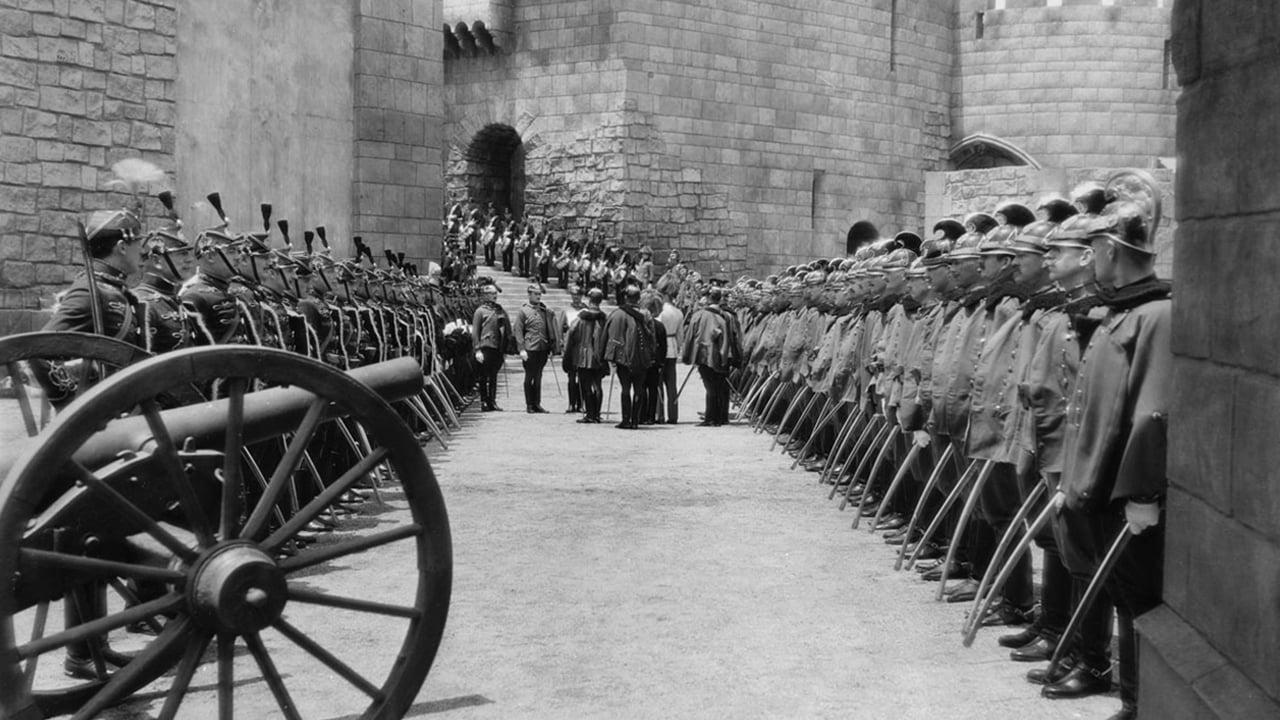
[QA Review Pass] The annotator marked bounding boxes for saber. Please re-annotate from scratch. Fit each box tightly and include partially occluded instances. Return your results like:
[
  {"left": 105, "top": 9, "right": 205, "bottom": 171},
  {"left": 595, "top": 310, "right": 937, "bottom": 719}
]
[
  {"left": 816, "top": 405, "right": 860, "bottom": 482},
  {"left": 769, "top": 386, "right": 811, "bottom": 451},
  {"left": 867, "top": 438, "right": 921, "bottom": 531},
  {"left": 964, "top": 480, "right": 1050, "bottom": 629},
  {"left": 936, "top": 459, "right": 997, "bottom": 600},
  {"left": 605, "top": 366, "right": 615, "bottom": 417},
  {"left": 905, "top": 457, "right": 979, "bottom": 571},
  {"left": 852, "top": 424, "right": 901, "bottom": 526},
  {"left": 675, "top": 362, "right": 698, "bottom": 401},
  {"left": 774, "top": 387, "right": 821, "bottom": 454},
  {"left": 828, "top": 413, "right": 881, "bottom": 499},
  {"left": 788, "top": 395, "right": 835, "bottom": 470},
  {"left": 963, "top": 488, "right": 1060, "bottom": 645},
  {"left": 820, "top": 406, "right": 869, "bottom": 486},
  {"left": 1046, "top": 522, "right": 1135, "bottom": 674},
  {"left": 896, "top": 442, "right": 954, "bottom": 570},
  {"left": 838, "top": 419, "right": 889, "bottom": 509},
  {"left": 753, "top": 379, "right": 791, "bottom": 433}
]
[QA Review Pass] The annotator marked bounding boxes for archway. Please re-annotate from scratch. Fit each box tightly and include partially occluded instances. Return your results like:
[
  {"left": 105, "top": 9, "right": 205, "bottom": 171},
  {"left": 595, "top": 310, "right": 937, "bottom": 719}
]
[
  {"left": 465, "top": 123, "right": 525, "bottom": 218},
  {"left": 949, "top": 133, "right": 1041, "bottom": 170}
]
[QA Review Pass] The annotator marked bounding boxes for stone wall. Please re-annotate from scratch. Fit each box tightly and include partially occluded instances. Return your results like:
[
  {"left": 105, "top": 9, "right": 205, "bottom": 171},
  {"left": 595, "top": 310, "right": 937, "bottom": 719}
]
[
  {"left": 953, "top": 0, "right": 1176, "bottom": 169},
  {"left": 925, "top": 164, "right": 1177, "bottom": 277},
  {"left": 1135, "top": 2, "right": 1280, "bottom": 719},
  {"left": 352, "top": 0, "right": 444, "bottom": 269},
  {"left": 175, "top": 1, "right": 355, "bottom": 257},
  {"left": 0, "top": 0, "right": 177, "bottom": 334}
]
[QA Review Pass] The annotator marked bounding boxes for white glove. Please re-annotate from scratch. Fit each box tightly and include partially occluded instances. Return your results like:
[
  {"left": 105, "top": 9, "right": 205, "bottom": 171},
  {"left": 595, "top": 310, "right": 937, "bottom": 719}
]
[
  {"left": 520, "top": 350, "right": 529, "bottom": 362},
  {"left": 912, "top": 430, "right": 931, "bottom": 448},
  {"left": 474, "top": 350, "right": 484, "bottom": 363},
  {"left": 1125, "top": 500, "right": 1161, "bottom": 534}
]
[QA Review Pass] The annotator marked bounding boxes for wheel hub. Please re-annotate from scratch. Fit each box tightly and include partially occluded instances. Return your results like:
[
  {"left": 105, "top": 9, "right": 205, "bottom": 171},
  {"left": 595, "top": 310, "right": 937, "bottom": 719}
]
[{"left": 187, "top": 541, "right": 287, "bottom": 634}]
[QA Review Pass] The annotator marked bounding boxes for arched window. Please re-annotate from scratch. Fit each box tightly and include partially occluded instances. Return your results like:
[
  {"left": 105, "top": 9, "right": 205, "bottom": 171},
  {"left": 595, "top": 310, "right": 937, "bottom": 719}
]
[{"left": 949, "top": 133, "right": 1041, "bottom": 170}]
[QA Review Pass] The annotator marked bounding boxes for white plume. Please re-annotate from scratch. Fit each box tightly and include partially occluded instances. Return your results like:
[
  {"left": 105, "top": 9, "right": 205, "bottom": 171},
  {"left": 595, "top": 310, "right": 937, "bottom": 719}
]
[{"left": 104, "top": 158, "right": 166, "bottom": 192}]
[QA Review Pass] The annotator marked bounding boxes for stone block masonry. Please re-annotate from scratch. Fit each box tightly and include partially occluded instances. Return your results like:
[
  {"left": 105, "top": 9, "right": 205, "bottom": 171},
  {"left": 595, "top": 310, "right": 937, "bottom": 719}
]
[{"left": 0, "top": 0, "right": 177, "bottom": 335}]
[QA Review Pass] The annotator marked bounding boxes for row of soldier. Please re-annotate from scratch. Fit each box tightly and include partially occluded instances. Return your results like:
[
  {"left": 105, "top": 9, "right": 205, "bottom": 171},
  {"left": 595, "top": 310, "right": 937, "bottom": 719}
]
[
  {"left": 442, "top": 202, "right": 710, "bottom": 307},
  {"left": 464, "top": 275, "right": 743, "bottom": 430},
  {"left": 728, "top": 171, "right": 1169, "bottom": 720},
  {"left": 27, "top": 191, "right": 476, "bottom": 680}
]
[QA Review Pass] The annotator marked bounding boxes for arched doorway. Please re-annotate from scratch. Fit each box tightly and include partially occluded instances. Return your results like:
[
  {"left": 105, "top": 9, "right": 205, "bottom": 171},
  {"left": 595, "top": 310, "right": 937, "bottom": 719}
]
[{"left": 466, "top": 123, "right": 525, "bottom": 219}]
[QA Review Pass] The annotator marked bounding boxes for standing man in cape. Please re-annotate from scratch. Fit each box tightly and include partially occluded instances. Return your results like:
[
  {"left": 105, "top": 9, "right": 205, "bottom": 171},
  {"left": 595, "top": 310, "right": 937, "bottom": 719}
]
[
  {"left": 682, "top": 286, "right": 741, "bottom": 426},
  {"left": 600, "top": 283, "right": 653, "bottom": 429},
  {"left": 563, "top": 287, "right": 609, "bottom": 423}
]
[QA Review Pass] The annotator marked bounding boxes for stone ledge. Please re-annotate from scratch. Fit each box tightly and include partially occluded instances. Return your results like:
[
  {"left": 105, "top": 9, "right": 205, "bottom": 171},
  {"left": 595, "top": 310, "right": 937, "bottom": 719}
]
[{"left": 1137, "top": 605, "right": 1280, "bottom": 720}]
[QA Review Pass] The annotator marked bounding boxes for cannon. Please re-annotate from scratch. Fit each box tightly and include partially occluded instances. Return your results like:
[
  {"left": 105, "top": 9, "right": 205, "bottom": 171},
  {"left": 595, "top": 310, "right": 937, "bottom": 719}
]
[{"left": 0, "top": 344, "right": 452, "bottom": 719}]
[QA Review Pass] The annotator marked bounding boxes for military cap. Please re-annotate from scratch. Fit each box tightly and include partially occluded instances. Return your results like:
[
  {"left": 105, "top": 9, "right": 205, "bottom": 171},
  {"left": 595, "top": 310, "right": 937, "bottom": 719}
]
[
  {"left": 948, "top": 230, "right": 986, "bottom": 260},
  {"left": 146, "top": 227, "right": 191, "bottom": 255},
  {"left": 963, "top": 211, "right": 999, "bottom": 236},
  {"left": 919, "top": 236, "right": 953, "bottom": 267},
  {"left": 527, "top": 281, "right": 545, "bottom": 293},
  {"left": 906, "top": 257, "right": 928, "bottom": 278},
  {"left": 804, "top": 269, "right": 826, "bottom": 285},
  {"left": 84, "top": 208, "right": 142, "bottom": 255},
  {"left": 881, "top": 247, "right": 919, "bottom": 271},
  {"left": 994, "top": 201, "right": 1036, "bottom": 229}
]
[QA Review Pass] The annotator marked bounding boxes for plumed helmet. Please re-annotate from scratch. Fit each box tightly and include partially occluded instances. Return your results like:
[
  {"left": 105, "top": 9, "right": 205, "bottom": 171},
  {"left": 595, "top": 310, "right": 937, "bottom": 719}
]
[
  {"left": 892, "top": 231, "right": 923, "bottom": 254},
  {"left": 906, "top": 256, "right": 928, "bottom": 278},
  {"left": 919, "top": 235, "right": 953, "bottom": 267},
  {"left": 995, "top": 202, "right": 1036, "bottom": 229},
  {"left": 932, "top": 218, "right": 966, "bottom": 241},
  {"left": 1037, "top": 194, "right": 1079, "bottom": 224},
  {"left": 1046, "top": 213, "right": 1096, "bottom": 250},
  {"left": 949, "top": 230, "right": 986, "bottom": 260},
  {"left": 1010, "top": 220, "right": 1058, "bottom": 255},
  {"left": 804, "top": 269, "right": 827, "bottom": 286},
  {"left": 1089, "top": 168, "right": 1163, "bottom": 254},
  {"left": 963, "top": 211, "right": 999, "bottom": 236},
  {"left": 1071, "top": 181, "right": 1108, "bottom": 215},
  {"left": 979, "top": 224, "right": 1019, "bottom": 256},
  {"left": 881, "top": 247, "right": 919, "bottom": 271}
]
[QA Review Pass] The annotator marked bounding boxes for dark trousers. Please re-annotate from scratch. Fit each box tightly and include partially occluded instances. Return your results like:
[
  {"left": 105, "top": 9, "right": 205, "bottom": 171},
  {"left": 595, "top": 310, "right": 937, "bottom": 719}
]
[
  {"left": 522, "top": 348, "right": 549, "bottom": 409},
  {"left": 698, "top": 365, "right": 730, "bottom": 424},
  {"left": 566, "top": 368, "right": 581, "bottom": 410},
  {"left": 616, "top": 364, "right": 643, "bottom": 427},
  {"left": 578, "top": 368, "right": 604, "bottom": 419},
  {"left": 478, "top": 347, "right": 503, "bottom": 408},
  {"left": 501, "top": 245, "right": 513, "bottom": 271},
  {"left": 661, "top": 358, "right": 678, "bottom": 423},
  {"left": 642, "top": 365, "right": 662, "bottom": 423},
  {"left": 976, "top": 461, "right": 1034, "bottom": 609},
  {"left": 484, "top": 243, "right": 496, "bottom": 266},
  {"left": 1054, "top": 506, "right": 1118, "bottom": 671}
]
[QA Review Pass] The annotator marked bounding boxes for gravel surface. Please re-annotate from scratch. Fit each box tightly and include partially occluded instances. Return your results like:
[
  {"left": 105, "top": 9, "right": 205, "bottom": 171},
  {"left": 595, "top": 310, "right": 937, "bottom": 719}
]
[{"left": 3, "top": 362, "right": 1119, "bottom": 719}]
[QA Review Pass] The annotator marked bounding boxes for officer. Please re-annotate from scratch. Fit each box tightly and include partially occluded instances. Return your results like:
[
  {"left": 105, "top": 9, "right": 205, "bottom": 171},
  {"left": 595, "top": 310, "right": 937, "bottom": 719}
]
[
  {"left": 513, "top": 281, "right": 559, "bottom": 413},
  {"left": 471, "top": 279, "right": 511, "bottom": 411},
  {"left": 563, "top": 287, "right": 609, "bottom": 423},
  {"left": 1048, "top": 174, "right": 1171, "bottom": 720}
]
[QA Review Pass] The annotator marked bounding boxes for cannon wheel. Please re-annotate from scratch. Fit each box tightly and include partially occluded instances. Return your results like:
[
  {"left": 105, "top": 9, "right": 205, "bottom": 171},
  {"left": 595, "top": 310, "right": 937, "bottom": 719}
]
[
  {"left": 0, "top": 346, "right": 452, "bottom": 720},
  {"left": 0, "top": 331, "right": 152, "bottom": 436}
]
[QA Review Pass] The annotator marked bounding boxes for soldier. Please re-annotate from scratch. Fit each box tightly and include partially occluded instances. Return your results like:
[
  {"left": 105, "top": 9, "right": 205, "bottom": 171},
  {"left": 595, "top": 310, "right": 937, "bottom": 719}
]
[
  {"left": 636, "top": 245, "right": 655, "bottom": 288},
  {"left": 181, "top": 204, "right": 247, "bottom": 346},
  {"left": 33, "top": 206, "right": 144, "bottom": 678},
  {"left": 601, "top": 283, "right": 654, "bottom": 429},
  {"left": 1045, "top": 175, "right": 1171, "bottom": 720},
  {"left": 654, "top": 287, "right": 685, "bottom": 423},
  {"left": 563, "top": 287, "right": 610, "bottom": 422},
  {"left": 558, "top": 284, "right": 588, "bottom": 413},
  {"left": 135, "top": 211, "right": 195, "bottom": 355},
  {"left": 512, "top": 281, "right": 559, "bottom": 413},
  {"left": 471, "top": 279, "right": 511, "bottom": 412}
]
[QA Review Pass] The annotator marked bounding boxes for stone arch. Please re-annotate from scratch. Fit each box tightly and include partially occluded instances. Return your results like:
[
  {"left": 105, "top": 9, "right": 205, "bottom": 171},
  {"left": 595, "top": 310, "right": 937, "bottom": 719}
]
[
  {"left": 949, "top": 133, "right": 1041, "bottom": 170},
  {"left": 457, "top": 122, "right": 526, "bottom": 218}
]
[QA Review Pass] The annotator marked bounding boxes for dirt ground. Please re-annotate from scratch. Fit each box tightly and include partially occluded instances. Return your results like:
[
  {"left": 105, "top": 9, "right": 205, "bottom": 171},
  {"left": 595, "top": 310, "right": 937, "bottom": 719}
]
[{"left": 3, "top": 362, "right": 1120, "bottom": 719}]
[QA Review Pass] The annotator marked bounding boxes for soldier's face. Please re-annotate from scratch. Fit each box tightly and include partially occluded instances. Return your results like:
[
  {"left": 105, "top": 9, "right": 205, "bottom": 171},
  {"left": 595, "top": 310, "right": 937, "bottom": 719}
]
[
  {"left": 117, "top": 238, "right": 144, "bottom": 276},
  {"left": 926, "top": 264, "right": 951, "bottom": 293},
  {"left": 949, "top": 257, "right": 981, "bottom": 287},
  {"left": 1045, "top": 246, "right": 1094, "bottom": 284},
  {"left": 980, "top": 254, "right": 1010, "bottom": 281},
  {"left": 1013, "top": 252, "right": 1048, "bottom": 286}
]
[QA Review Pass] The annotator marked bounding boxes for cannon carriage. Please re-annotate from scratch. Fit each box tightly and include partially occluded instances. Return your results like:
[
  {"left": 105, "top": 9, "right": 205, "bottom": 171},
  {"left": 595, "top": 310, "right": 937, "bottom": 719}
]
[{"left": 0, "top": 336, "right": 453, "bottom": 720}]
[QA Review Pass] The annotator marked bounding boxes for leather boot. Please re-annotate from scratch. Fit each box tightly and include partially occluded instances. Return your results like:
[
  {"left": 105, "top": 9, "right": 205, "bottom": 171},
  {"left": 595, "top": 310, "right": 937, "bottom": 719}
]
[{"left": 1041, "top": 663, "right": 1112, "bottom": 699}]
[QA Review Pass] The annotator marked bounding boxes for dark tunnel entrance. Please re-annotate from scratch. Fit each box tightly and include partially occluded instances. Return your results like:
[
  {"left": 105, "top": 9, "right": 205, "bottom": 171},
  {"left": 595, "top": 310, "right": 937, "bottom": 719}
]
[{"left": 465, "top": 123, "right": 525, "bottom": 219}]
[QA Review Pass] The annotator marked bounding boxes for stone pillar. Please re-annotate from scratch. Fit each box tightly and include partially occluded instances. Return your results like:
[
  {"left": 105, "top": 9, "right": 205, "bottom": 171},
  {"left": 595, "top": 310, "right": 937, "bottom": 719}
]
[
  {"left": 1135, "top": 2, "right": 1280, "bottom": 718},
  {"left": 353, "top": 0, "right": 444, "bottom": 270}
]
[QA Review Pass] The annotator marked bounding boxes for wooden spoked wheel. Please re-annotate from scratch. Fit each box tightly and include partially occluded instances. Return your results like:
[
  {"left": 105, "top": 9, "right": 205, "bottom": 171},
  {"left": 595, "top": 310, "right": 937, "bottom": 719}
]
[{"left": 0, "top": 346, "right": 452, "bottom": 719}]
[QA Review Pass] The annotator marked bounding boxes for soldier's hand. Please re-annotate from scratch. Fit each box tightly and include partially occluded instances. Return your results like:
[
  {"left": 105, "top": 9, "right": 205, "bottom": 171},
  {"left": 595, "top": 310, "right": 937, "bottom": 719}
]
[
  {"left": 912, "top": 430, "right": 931, "bottom": 448},
  {"left": 1124, "top": 500, "right": 1161, "bottom": 533},
  {"left": 474, "top": 350, "right": 484, "bottom": 363},
  {"left": 519, "top": 349, "right": 529, "bottom": 362}
]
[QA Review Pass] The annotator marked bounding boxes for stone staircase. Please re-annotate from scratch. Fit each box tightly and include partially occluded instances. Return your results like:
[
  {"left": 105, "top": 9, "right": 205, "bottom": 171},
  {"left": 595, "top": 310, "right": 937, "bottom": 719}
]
[{"left": 479, "top": 265, "right": 615, "bottom": 321}]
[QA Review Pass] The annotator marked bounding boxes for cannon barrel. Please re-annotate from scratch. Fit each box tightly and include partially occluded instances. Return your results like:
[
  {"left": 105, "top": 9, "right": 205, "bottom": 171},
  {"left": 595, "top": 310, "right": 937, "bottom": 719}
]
[{"left": 0, "top": 356, "right": 424, "bottom": 480}]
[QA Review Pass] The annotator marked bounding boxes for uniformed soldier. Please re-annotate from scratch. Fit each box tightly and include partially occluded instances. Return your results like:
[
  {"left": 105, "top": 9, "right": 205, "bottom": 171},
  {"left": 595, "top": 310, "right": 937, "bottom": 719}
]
[
  {"left": 512, "top": 281, "right": 559, "bottom": 413},
  {"left": 181, "top": 199, "right": 247, "bottom": 346},
  {"left": 134, "top": 207, "right": 195, "bottom": 355},
  {"left": 471, "top": 279, "right": 511, "bottom": 411}
]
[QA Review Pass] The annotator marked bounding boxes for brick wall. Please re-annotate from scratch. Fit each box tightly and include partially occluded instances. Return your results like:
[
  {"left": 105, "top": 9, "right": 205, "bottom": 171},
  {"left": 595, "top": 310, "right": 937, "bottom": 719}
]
[
  {"left": 353, "top": 0, "right": 445, "bottom": 269},
  {"left": 925, "top": 164, "right": 1177, "bottom": 277},
  {"left": 0, "top": 0, "right": 177, "bottom": 335},
  {"left": 1135, "top": 2, "right": 1280, "bottom": 718},
  {"left": 953, "top": 1, "right": 1177, "bottom": 169}
]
